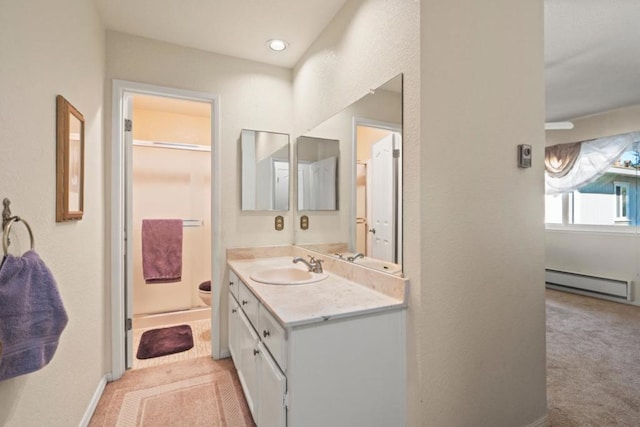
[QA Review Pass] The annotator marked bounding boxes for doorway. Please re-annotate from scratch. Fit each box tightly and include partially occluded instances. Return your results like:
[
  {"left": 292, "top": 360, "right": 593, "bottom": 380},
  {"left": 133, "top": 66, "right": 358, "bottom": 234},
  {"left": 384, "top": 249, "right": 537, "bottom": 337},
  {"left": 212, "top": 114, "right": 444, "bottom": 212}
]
[
  {"left": 110, "top": 80, "right": 220, "bottom": 379},
  {"left": 129, "top": 94, "right": 212, "bottom": 369}
]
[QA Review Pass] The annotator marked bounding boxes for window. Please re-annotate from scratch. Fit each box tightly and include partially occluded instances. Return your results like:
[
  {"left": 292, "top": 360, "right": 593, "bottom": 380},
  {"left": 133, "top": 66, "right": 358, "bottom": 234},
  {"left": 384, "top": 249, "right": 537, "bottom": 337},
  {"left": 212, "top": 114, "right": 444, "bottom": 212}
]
[
  {"left": 614, "top": 181, "right": 630, "bottom": 223},
  {"left": 546, "top": 150, "right": 639, "bottom": 227}
]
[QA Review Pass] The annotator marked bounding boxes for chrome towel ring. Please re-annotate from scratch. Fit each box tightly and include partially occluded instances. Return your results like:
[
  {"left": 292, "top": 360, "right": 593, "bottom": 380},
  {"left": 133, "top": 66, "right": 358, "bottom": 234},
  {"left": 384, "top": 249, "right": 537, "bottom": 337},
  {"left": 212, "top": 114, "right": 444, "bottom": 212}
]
[{"left": 3, "top": 216, "right": 35, "bottom": 255}]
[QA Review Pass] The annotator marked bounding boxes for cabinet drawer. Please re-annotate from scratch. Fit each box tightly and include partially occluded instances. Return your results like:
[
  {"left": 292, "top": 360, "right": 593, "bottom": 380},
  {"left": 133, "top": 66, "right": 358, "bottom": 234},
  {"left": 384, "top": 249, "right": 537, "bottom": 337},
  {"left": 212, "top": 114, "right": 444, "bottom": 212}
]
[
  {"left": 228, "top": 270, "right": 240, "bottom": 299},
  {"left": 239, "top": 280, "right": 259, "bottom": 329},
  {"left": 258, "top": 304, "right": 287, "bottom": 371}
]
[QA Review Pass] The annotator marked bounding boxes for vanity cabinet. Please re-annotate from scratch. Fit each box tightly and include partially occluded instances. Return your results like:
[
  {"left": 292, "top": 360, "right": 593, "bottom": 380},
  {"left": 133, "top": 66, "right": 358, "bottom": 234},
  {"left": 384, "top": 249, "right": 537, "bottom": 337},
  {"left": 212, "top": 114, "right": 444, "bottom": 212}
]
[{"left": 228, "top": 266, "right": 406, "bottom": 427}]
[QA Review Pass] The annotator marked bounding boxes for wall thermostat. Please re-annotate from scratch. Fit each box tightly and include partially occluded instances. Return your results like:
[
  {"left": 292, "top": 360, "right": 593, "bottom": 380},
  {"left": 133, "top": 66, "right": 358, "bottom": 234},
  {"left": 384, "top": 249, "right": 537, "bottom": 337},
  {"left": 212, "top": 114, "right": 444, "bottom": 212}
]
[{"left": 518, "top": 144, "right": 532, "bottom": 168}]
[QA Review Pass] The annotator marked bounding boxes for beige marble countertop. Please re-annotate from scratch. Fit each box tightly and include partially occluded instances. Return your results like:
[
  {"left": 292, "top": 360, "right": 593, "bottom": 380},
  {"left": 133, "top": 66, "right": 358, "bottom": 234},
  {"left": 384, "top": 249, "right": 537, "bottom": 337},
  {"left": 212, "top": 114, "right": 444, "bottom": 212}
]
[{"left": 228, "top": 256, "right": 406, "bottom": 328}]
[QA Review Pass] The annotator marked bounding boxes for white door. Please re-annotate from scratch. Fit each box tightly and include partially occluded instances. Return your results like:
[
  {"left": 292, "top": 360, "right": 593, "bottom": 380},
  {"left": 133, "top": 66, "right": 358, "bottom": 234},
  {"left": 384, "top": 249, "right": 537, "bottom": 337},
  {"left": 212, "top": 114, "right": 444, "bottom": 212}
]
[
  {"left": 273, "top": 160, "right": 289, "bottom": 210},
  {"left": 257, "top": 341, "right": 287, "bottom": 427},
  {"left": 370, "top": 134, "right": 397, "bottom": 262},
  {"left": 298, "top": 163, "right": 313, "bottom": 210},
  {"left": 309, "top": 156, "right": 337, "bottom": 210},
  {"left": 123, "top": 93, "right": 134, "bottom": 369}
]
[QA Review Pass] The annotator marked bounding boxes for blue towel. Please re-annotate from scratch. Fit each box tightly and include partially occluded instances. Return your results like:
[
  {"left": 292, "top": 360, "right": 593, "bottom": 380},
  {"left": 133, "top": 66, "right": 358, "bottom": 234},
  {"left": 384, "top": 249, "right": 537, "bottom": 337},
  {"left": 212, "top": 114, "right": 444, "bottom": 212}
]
[{"left": 0, "top": 250, "right": 68, "bottom": 381}]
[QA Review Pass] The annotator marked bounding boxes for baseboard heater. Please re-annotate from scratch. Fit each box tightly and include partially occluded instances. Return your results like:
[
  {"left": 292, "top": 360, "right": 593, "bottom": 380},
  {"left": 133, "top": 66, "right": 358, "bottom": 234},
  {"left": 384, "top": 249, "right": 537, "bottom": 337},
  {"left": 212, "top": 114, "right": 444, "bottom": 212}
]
[{"left": 545, "top": 269, "right": 632, "bottom": 302}]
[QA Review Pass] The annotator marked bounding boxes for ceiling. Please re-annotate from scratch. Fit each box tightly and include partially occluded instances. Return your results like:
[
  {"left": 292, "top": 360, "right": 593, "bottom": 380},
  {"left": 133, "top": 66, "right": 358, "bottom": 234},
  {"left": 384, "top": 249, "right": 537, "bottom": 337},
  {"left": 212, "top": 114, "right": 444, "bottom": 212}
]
[
  {"left": 545, "top": 1, "right": 640, "bottom": 121},
  {"left": 96, "top": 1, "right": 640, "bottom": 122},
  {"left": 94, "top": 0, "right": 348, "bottom": 69}
]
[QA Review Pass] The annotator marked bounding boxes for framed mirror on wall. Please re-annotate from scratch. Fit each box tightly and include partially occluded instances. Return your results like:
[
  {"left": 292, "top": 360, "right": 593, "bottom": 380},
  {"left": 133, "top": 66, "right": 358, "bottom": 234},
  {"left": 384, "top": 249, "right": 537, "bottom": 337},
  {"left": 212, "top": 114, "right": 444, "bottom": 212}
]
[
  {"left": 294, "top": 74, "right": 403, "bottom": 275},
  {"left": 56, "top": 95, "right": 85, "bottom": 222},
  {"left": 241, "top": 129, "right": 290, "bottom": 211}
]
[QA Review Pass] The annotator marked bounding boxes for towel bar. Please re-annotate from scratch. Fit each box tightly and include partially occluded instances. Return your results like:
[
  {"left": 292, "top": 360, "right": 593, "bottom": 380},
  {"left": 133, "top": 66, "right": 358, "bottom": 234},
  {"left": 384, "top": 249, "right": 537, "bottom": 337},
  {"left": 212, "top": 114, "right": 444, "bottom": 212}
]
[
  {"left": 2, "top": 198, "right": 35, "bottom": 255},
  {"left": 3, "top": 216, "right": 34, "bottom": 255}
]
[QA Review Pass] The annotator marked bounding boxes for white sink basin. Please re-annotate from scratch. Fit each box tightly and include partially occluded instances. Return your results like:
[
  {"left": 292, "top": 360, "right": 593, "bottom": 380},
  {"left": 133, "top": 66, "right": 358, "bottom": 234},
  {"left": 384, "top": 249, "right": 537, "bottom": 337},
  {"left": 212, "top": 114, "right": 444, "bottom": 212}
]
[{"left": 250, "top": 267, "right": 328, "bottom": 285}]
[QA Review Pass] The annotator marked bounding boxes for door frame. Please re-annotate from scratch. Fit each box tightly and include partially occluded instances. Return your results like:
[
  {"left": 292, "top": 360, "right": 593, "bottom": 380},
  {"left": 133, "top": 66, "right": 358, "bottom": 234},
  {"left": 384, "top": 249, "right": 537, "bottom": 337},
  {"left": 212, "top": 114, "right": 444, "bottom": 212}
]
[
  {"left": 351, "top": 117, "right": 402, "bottom": 259},
  {"left": 110, "top": 79, "right": 221, "bottom": 380}
]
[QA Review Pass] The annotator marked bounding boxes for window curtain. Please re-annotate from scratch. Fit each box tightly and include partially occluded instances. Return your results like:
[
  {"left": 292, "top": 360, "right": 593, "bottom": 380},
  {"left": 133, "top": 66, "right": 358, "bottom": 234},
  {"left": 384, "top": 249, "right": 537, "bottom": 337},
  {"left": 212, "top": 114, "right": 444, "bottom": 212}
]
[
  {"left": 545, "top": 131, "right": 640, "bottom": 194},
  {"left": 545, "top": 141, "right": 581, "bottom": 178}
]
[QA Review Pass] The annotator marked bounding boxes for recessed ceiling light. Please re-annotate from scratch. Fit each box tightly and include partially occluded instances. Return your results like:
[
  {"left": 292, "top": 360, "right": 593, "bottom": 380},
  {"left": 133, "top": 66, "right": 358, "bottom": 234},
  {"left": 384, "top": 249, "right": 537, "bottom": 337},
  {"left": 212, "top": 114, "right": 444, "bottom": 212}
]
[{"left": 267, "top": 39, "right": 288, "bottom": 52}]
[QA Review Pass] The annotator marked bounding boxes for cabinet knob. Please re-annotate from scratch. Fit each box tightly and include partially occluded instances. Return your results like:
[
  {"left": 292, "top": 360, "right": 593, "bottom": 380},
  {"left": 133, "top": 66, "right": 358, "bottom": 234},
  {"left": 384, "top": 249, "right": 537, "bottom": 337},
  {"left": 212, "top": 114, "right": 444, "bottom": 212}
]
[
  {"left": 242, "top": 300, "right": 248, "bottom": 306},
  {"left": 263, "top": 330, "right": 270, "bottom": 338},
  {"left": 229, "top": 281, "right": 233, "bottom": 286},
  {"left": 253, "top": 349, "right": 260, "bottom": 356},
  {"left": 231, "top": 308, "right": 237, "bottom": 314}
]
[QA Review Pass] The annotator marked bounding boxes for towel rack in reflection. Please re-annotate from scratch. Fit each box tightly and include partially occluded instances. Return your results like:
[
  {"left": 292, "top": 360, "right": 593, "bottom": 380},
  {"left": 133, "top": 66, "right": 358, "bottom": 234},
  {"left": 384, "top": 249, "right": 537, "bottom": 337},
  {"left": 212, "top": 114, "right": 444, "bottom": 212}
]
[{"left": 2, "top": 198, "right": 35, "bottom": 255}]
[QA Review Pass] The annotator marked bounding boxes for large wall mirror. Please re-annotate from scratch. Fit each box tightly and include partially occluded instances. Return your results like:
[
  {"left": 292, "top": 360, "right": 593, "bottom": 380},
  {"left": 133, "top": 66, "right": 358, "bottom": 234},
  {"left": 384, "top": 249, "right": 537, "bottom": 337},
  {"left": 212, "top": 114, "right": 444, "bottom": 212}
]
[
  {"left": 297, "top": 136, "right": 339, "bottom": 211},
  {"left": 295, "top": 74, "right": 403, "bottom": 275},
  {"left": 241, "top": 129, "right": 290, "bottom": 211}
]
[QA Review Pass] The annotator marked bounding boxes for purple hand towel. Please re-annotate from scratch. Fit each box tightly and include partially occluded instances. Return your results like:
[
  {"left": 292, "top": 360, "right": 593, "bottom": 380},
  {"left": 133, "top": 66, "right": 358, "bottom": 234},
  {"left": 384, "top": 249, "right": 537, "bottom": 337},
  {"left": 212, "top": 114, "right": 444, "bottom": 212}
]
[
  {"left": 0, "top": 250, "right": 68, "bottom": 381},
  {"left": 141, "top": 219, "right": 183, "bottom": 283}
]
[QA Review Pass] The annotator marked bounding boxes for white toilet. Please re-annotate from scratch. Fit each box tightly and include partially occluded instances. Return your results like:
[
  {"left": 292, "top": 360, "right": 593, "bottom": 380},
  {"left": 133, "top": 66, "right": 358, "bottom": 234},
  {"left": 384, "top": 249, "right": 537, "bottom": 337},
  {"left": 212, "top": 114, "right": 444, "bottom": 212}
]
[{"left": 198, "top": 280, "right": 211, "bottom": 306}]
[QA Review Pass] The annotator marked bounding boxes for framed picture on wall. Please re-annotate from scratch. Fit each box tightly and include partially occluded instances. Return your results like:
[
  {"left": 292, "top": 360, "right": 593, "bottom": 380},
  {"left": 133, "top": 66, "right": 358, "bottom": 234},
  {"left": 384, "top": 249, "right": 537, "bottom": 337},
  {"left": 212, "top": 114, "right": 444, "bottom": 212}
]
[{"left": 56, "top": 95, "right": 85, "bottom": 221}]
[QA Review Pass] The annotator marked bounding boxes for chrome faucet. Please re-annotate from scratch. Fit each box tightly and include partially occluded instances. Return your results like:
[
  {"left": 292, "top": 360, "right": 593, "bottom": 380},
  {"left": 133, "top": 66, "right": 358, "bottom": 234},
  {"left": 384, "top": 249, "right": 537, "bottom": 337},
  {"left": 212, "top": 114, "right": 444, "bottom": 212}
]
[
  {"left": 293, "top": 255, "right": 324, "bottom": 273},
  {"left": 347, "top": 252, "right": 364, "bottom": 262}
]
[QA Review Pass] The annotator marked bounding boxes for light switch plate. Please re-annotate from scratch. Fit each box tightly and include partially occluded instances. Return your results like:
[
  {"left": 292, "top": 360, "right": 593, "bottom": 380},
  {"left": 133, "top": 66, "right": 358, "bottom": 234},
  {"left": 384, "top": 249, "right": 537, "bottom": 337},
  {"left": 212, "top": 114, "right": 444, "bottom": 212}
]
[{"left": 275, "top": 215, "right": 284, "bottom": 231}]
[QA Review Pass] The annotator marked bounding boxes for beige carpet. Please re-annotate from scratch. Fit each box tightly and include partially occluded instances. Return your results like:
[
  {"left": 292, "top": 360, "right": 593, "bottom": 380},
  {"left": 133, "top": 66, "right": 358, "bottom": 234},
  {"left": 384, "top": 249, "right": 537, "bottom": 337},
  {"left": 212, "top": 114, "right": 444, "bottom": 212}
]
[
  {"left": 546, "top": 289, "right": 640, "bottom": 426},
  {"left": 89, "top": 357, "right": 255, "bottom": 426}
]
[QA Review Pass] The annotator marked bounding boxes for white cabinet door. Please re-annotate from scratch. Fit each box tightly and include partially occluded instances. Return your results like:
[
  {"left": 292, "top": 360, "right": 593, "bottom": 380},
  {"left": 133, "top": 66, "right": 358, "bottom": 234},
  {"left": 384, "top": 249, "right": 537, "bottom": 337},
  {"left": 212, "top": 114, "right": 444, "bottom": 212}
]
[
  {"left": 237, "top": 309, "right": 259, "bottom": 422},
  {"left": 257, "top": 342, "right": 286, "bottom": 427},
  {"left": 228, "top": 294, "right": 240, "bottom": 362}
]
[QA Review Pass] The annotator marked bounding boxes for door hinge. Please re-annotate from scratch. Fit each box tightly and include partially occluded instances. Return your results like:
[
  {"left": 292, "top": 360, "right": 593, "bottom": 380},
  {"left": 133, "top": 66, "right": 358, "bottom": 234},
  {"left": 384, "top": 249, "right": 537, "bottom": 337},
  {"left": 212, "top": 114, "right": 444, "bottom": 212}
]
[
  {"left": 393, "top": 149, "right": 400, "bottom": 158},
  {"left": 283, "top": 392, "right": 289, "bottom": 408},
  {"left": 126, "top": 318, "right": 132, "bottom": 331},
  {"left": 124, "top": 119, "right": 132, "bottom": 132}
]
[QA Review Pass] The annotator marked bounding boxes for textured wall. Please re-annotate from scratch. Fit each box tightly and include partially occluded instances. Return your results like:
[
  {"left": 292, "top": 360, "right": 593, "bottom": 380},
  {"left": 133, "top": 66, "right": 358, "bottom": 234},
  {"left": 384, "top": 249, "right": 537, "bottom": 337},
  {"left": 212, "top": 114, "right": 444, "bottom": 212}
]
[
  {"left": 0, "top": 1, "right": 106, "bottom": 426},
  {"left": 292, "top": 0, "right": 422, "bottom": 423},
  {"left": 420, "top": 0, "right": 547, "bottom": 425}
]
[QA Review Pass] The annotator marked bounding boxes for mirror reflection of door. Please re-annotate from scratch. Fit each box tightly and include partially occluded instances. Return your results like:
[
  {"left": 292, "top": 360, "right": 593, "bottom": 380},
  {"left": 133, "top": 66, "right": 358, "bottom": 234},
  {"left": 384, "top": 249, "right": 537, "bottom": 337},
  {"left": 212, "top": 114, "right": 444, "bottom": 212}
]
[
  {"left": 273, "top": 160, "right": 289, "bottom": 211},
  {"left": 370, "top": 134, "right": 397, "bottom": 262},
  {"left": 356, "top": 124, "right": 401, "bottom": 264},
  {"left": 296, "top": 136, "right": 339, "bottom": 211},
  {"left": 309, "top": 156, "right": 336, "bottom": 210}
]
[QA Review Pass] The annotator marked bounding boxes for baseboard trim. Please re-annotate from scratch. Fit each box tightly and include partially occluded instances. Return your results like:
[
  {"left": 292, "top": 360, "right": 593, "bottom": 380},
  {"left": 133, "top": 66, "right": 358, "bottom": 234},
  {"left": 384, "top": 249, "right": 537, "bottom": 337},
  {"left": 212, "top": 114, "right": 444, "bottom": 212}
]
[
  {"left": 79, "top": 374, "right": 108, "bottom": 427},
  {"left": 526, "top": 414, "right": 549, "bottom": 427}
]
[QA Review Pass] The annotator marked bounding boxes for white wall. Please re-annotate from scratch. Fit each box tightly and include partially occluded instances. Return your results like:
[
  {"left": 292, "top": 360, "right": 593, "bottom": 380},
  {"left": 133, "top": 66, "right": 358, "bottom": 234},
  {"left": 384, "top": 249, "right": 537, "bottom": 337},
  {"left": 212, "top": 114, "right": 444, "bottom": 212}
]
[
  {"left": 293, "top": 0, "right": 422, "bottom": 424},
  {"left": 545, "top": 104, "right": 640, "bottom": 306},
  {"left": 420, "top": 1, "right": 547, "bottom": 425},
  {"left": 0, "top": 1, "right": 106, "bottom": 426},
  {"left": 105, "top": 30, "right": 294, "bottom": 355}
]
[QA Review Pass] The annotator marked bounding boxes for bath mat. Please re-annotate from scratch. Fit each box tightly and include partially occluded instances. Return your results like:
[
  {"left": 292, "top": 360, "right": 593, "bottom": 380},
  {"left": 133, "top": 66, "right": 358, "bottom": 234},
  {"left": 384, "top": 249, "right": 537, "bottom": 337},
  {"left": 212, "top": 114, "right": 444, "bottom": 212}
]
[
  {"left": 136, "top": 325, "right": 194, "bottom": 359},
  {"left": 88, "top": 357, "right": 255, "bottom": 426}
]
